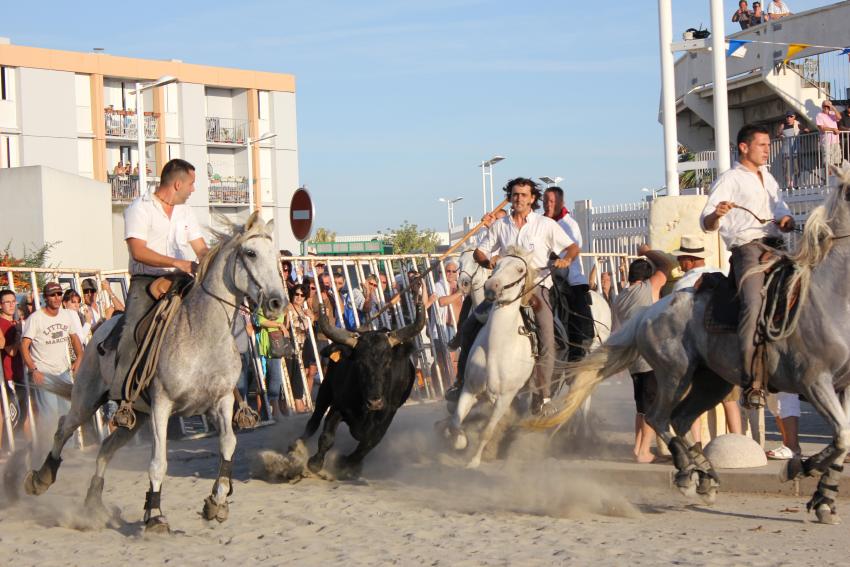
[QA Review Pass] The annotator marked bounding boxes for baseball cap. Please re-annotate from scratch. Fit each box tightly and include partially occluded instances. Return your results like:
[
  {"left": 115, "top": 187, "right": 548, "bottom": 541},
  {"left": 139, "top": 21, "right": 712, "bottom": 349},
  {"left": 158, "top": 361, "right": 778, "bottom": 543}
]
[
  {"left": 785, "top": 111, "right": 795, "bottom": 118},
  {"left": 43, "top": 282, "right": 62, "bottom": 296},
  {"left": 81, "top": 278, "right": 97, "bottom": 292}
]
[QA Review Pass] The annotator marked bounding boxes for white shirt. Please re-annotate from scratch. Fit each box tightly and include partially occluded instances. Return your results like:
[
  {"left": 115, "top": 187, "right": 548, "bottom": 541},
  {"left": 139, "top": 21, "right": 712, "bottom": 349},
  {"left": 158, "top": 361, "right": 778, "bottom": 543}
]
[
  {"left": 673, "top": 266, "right": 721, "bottom": 292},
  {"left": 124, "top": 192, "right": 205, "bottom": 276},
  {"left": 556, "top": 214, "right": 588, "bottom": 286},
  {"left": 766, "top": 2, "right": 790, "bottom": 16},
  {"left": 23, "top": 308, "right": 83, "bottom": 375},
  {"left": 700, "top": 162, "right": 792, "bottom": 249},
  {"left": 478, "top": 211, "right": 575, "bottom": 289}
]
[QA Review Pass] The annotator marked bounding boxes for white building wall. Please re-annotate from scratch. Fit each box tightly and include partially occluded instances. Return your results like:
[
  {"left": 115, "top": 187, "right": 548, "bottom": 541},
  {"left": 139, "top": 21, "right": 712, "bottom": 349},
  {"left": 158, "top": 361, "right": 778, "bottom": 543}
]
[
  {"left": 179, "top": 83, "right": 211, "bottom": 229},
  {"left": 0, "top": 166, "right": 113, "bottom": 268},
  {"left": 0, "top": 66, "right": 18, "bottom": 129},
  {"left": 18, "top": 68, "right": 78, "bottom": 174},
  {"left": 74, "top": 74, "right": 92, "bottom": 134},
  {"left": 205, "top": 88, "right": 233, "bottom": 118},
  {"left": 269, "top": 91, "right": 299, "bottom": 250}
]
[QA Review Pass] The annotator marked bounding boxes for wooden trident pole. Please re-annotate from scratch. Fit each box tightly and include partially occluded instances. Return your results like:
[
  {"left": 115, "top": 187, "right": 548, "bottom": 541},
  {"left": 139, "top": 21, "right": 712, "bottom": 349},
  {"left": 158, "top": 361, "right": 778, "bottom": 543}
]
[{"left": 364, "top": 198, "right": 510, "bottom": 326}]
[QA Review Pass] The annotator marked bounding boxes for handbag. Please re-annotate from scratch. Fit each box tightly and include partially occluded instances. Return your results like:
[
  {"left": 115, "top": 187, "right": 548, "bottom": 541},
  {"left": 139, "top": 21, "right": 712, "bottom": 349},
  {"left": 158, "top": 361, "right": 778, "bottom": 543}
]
[{"left": 267, "top": 329, "right": 292, "bottom": 359}]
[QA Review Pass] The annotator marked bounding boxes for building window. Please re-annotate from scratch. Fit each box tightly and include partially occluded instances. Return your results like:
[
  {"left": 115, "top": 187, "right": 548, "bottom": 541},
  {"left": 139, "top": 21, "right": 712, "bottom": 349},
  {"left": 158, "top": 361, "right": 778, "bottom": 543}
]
[
  {"left": 1, "top": 66, "right": 8, "bottom": 100},
  {"left": 258, "top": 90, "right": 269, "bottom": 120}
]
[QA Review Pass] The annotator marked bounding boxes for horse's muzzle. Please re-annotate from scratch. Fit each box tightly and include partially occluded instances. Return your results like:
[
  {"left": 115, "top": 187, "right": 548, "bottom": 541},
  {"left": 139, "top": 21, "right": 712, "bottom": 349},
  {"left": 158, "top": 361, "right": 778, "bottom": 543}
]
[
  {"left": 484, "top": 288, "right": 498, "bottom": 302},
  {"left": 266, "top": 296, "right": 285, "bottom": 318}
]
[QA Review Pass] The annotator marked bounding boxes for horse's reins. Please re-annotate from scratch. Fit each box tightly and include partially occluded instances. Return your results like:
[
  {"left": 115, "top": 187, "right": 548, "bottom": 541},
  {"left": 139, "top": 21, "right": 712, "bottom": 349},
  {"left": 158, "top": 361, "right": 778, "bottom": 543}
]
[{"left": 199, "top": 233, "right": 272, "bottom": 322}]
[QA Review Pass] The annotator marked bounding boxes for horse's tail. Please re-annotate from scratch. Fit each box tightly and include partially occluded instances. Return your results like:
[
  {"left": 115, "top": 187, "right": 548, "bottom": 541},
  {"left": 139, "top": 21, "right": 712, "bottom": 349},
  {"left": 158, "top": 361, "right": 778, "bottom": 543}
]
[
  {"left": 32, "top": 378, "right": 74, "bottom": 400},
  {"left": 521, "top": 311, "right": 642, "bottom": 430}
]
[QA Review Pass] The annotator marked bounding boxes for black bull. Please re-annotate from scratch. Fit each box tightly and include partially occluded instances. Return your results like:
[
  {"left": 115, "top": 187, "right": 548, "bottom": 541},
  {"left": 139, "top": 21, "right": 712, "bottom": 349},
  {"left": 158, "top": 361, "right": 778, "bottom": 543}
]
[{"left": 299, "top": 300, "right": 425, "bottom": 477}]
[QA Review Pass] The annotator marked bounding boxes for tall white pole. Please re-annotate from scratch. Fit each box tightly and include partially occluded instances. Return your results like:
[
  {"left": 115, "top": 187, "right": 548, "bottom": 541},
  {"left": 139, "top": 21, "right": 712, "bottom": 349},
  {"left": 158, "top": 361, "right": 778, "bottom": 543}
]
[
  {"left": 710, "top": 0, "right": 731, "bottom": 174},
  {"left": 136, "top": 82, "right": 148, "bottom": 196},
  {"left": 488, "top": 166, "right": 495, "bottom": 210},
  {"left": 657, "top": 0, "right": 680, "bottom": 196},
  {"left": 480, "top": 161, "right": 487, "bottom": 215},
  {"left": 247, "top": 139, "right": 256, "bottom": 212}
]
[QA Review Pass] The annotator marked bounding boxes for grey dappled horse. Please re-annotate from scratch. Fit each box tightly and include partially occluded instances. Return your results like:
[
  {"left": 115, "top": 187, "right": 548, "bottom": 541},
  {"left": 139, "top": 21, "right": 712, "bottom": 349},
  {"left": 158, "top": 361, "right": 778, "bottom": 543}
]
[
  {"left": 547, "top": 163, "right": 850, "bottom": 524},
  {"left": 19, "top": 212, "right": 286, "bottom": 533}
]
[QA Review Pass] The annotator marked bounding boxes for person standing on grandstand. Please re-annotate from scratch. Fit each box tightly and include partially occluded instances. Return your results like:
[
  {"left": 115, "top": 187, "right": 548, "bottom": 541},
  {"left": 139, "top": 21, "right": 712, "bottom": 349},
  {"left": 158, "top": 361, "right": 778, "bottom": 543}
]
[{"left": 109, "top": 159, "right": 208, "bottom": 427}]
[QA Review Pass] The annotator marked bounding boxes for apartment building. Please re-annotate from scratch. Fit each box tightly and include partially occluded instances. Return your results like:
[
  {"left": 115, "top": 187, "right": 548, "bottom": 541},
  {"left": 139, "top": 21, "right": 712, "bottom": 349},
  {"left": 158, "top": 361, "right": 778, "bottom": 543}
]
[{"left": 0, "top": 37, "right": 299, "bottom": 266}]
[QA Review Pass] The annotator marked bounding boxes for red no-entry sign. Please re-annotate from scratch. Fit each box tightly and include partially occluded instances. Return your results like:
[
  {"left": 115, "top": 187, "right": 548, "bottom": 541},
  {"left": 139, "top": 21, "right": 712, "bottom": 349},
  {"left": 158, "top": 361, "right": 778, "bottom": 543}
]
[{"left": 289, "top": 187, "right": 314, "bottom": 242}]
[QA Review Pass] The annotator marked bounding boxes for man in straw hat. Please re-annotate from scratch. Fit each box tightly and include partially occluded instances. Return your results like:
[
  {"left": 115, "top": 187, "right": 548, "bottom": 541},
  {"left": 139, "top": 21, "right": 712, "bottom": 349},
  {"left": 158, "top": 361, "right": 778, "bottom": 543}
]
[{"left": 670, "top": 234, "right": 742, "bottom": 437}]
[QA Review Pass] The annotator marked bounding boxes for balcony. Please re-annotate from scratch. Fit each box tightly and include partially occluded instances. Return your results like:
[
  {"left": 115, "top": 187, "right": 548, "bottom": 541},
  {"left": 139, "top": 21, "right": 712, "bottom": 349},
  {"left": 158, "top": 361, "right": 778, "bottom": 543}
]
[
  {"left": 104, "top": 109, "right": 158, "bottom": 139},
  {"left": 205, "top": 117, "right": 247, "bottom": 145},
  {"left": 109, "top": 174, "right": 158, "bottom": 204},
  {"left": 209, "top": 177, "right": 250, "bottom": 206}
]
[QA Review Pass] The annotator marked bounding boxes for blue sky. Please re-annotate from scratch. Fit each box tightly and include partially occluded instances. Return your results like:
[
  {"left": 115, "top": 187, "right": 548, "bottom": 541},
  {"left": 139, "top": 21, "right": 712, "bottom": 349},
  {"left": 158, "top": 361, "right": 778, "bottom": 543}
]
[{"left": 2, "top": 0, "right": 828, "bottom": 235}]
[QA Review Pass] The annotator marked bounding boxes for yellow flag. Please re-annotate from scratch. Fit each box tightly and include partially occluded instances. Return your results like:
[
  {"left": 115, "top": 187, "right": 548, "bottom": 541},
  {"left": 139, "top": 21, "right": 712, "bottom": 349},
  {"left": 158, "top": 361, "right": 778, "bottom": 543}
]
[{"left": 784, "top": 43, "right": 810, "bottom": 63}]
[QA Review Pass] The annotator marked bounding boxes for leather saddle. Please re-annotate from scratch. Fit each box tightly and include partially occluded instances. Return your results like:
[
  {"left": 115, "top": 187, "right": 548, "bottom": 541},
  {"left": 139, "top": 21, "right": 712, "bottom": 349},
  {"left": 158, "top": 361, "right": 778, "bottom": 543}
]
[{"left": 698, "top": 257, "right": 800, "bottom": 336}]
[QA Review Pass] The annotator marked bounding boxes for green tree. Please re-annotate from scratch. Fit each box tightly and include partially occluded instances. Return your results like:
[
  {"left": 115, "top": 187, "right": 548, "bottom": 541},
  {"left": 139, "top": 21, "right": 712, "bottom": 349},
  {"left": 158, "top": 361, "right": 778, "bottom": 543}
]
[
  {"left": 310, "top": 227, "right": 337, "bottom": 243},
  {"left": 386, "top": 221, "right": 441, "bottom": 254},
  {"left": 1, "top": 241, "right": 57, "bottom": 289}
]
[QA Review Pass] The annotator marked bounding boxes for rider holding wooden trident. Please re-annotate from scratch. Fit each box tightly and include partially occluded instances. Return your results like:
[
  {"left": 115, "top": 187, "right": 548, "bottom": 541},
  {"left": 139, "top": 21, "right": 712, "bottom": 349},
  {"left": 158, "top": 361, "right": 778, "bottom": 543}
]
[
  {"left": 700, "top": 124, "right": 795, "bottom": 409},
  {"left": 109, "top": 159, "right": 208, "bottom": 427},
  {"left": 472, "top": 177, "right": 579, "bottom": 414}
]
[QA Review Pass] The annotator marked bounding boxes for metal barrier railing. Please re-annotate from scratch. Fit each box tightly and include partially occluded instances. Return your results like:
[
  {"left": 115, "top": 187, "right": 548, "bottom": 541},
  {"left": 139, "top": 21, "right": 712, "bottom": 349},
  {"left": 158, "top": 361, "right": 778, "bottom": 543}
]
[
  {"left": 108, "top": 174, "right": 159, "bottom": 203},
  {"left": 208, "top": 178, "right": 250, "bottom": 205},
  {"left": 104, "top": 109, "right": 158, "bottom": 139},
  {"left": 205, "top": 117, "right": 248, "bottom": 145}
]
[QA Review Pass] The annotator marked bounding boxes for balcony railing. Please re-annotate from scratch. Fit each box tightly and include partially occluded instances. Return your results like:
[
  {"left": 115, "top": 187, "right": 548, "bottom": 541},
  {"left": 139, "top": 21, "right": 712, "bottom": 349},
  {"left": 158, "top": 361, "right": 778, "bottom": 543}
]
[
  {"left": 104, "top": 109, "right": 158, "bottom": 139},
  {"left": 209, "top": 177, "right": 250, "bottom": 206},
  {"left": 205, "top": 117, "right": 247, "bottom": 145},
  {"left": 108, "top": 174, "right": 158, "bottom": 204}
]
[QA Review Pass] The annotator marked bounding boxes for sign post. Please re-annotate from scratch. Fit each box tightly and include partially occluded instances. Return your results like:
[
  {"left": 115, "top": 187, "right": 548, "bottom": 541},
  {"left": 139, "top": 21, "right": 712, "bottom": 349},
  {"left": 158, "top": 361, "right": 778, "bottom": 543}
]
[{"left": 289, "top": 187, "right": 314, "bottom": 243}]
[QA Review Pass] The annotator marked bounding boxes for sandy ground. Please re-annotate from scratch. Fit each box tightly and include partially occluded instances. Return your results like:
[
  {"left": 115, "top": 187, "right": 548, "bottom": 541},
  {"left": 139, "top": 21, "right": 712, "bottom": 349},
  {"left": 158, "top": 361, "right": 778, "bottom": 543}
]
[{"left": 0, "top": 382, "right": 846, "bottom": 567}]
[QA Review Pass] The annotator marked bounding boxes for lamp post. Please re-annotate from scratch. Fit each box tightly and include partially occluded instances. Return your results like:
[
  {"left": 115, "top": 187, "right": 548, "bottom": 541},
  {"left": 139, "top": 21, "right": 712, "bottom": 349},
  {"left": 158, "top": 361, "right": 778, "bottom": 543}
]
[
  {"left": 641, "top": 187, "right": 658, "bottom": 200},
  {"left": 246, "top": 132, "right": 277, "bottom": 212},
  {"left": 539, "top": 176, "right": 563, "bottom": 188},
  {"left": 128, "top": 76, "right": 177, "bottom": 197},
  {"left": 479, "top": 155, "right": 505, "bottom": 213},
  {"left": 438, "top": 196, "right": 463, "bottom": 245}
]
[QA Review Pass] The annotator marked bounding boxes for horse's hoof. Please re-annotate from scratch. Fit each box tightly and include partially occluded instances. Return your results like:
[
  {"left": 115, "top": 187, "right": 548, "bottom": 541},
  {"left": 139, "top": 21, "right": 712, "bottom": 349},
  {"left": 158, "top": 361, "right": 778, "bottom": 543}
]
[
  {"left": 815, "top": 505, "right": 841, "bottom": 525},
  {"left": 307, "top": 456, "right": 324, "bottom": 474},
  {"left": 453, "top": 431, "right": 468, "bottom": 451},
  {"left": 203, "top": 495, "right": 229, "bottom": 523},
  {"left": 698, "top": 485, "right": 717, "bottom": 505},
  {"left": 675, "top": 471, "right": 699, "bottom": 499},
  {"left": 23, "top": 471, "right": 47, "bottom": 496},
  {"left": 144, "top": 515, "right": 171, "bottom": 534},
  {"left": 779, "top": 455, "right": 804, "bottom": 483}
]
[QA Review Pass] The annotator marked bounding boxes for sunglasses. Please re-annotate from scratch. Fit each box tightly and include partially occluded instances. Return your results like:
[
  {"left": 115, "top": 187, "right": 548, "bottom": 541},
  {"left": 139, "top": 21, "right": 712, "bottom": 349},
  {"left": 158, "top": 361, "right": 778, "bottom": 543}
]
[
  {"left": 46, "top": 292, "right": 63, "bottom": 297},
  {"left": 84, "top": 289, "right": 97, "bottom": 294},
  {"left": 445, "top": 269, "right": 458, "bottom": 273},
  {"left": 294, "top": 292, "right": 305, "bottom": 297}
]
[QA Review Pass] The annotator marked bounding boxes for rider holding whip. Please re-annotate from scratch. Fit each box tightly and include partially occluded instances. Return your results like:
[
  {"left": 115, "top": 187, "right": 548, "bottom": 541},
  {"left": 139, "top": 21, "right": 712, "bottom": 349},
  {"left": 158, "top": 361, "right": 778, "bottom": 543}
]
[{"left": 700, "top": 124, "right": 795, "bottom": 409}]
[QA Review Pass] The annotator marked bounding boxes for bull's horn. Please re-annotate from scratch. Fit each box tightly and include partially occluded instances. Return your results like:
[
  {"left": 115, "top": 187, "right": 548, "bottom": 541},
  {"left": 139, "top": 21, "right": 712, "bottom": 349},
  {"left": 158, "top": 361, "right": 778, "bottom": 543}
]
[
  {"left": 387, "top": 299, "right": 425, "bottom": 347},
  {"left": 318, "top": 312, "right": 358, "bottom": 347}
]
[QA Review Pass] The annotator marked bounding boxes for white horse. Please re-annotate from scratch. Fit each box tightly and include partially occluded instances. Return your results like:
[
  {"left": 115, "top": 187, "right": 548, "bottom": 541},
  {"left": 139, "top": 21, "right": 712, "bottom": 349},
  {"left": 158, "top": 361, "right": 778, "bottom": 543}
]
[
  {"left": 448, "top": 247, "right": 538, "bottom": 468},
  {"left": 457, "top": 247, "right": 490, "bottom": 312},
  {"left": 17, "top": 212, "right": 286, "bottom": 533}
]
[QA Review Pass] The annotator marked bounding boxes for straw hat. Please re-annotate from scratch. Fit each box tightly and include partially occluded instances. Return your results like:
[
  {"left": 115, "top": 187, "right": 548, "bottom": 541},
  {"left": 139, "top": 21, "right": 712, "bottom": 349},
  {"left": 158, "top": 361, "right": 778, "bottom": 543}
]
[{"left": 672, "top": 235, "right": 708, "bottom": 259}]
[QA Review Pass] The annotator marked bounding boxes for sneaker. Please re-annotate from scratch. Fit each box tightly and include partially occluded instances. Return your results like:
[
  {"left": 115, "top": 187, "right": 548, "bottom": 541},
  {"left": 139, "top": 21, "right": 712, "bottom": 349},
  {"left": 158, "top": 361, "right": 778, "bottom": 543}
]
[{"left": 766, "top": 445, "right": 799, "bottom": 460}]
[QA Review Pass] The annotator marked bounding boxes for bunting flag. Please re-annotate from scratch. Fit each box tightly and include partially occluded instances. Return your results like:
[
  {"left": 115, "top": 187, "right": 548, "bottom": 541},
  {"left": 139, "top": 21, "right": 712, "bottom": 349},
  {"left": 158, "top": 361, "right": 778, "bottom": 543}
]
[
  {"left": 841, "top": 47, "right": 850, "bottom": 56},
  {"left": 726, "top": 39, "right": 751, "bottom": 58},
  {"left": 783, "top": 43, "right": 810, "bottom": 63}
]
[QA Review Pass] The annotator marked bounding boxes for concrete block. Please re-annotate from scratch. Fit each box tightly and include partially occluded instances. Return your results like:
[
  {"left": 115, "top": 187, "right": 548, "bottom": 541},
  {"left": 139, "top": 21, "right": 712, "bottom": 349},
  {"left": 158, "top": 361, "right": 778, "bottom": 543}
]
[{"left": 704, "top": 433, "right": 768, "bottom": 469}]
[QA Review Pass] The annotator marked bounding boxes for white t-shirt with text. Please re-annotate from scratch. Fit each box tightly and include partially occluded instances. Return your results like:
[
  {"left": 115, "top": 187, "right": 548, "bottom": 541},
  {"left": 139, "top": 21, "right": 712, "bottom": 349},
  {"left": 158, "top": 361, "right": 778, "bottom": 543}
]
[{"left": 23, "top": 308, "right": 83, "bottom": 375}]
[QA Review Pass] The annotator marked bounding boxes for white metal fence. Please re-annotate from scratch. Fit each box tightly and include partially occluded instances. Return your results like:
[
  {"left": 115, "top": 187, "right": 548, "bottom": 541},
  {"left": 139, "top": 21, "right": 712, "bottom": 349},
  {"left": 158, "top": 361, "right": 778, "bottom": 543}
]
[
  {"left": 104, "top": 109, "right": 158, "bottom": 139},
  {"left": 205, "top": 117, "right": 248, "bottom": 145}
]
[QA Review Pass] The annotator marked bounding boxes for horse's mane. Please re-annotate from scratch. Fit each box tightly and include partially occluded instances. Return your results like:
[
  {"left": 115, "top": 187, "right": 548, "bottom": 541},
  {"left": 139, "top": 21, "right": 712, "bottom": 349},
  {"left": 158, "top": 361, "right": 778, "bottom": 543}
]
[
  {"left": 504, "top": 245, "right": 539, "bottom": 306},
  {"left": 195, "top": 215, "right": 247, "bottom": 282},
  {"left": 746, "top": 162, "right": 850, "bottom": 311}
]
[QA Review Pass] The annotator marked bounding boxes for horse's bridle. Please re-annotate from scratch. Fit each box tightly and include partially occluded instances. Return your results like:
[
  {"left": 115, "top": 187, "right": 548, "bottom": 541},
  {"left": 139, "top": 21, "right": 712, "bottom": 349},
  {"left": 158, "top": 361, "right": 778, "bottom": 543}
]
[
  {"left": 200, "top": 233, "right": 273, "bottom": 317},
  {"left": 458, "top": 253, "right": 486, "bottom": 293},
  {"left": 491, "top": 254, "right": 530, "bottom": 305}
]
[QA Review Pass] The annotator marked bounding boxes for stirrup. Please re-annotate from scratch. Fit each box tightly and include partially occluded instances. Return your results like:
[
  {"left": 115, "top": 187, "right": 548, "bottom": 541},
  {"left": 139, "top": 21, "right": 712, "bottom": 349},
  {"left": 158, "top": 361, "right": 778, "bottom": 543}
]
[
  {"left": 112, "top": 401, "right": 137, "bottom": 429},
  {"left": 445, "top": 382, "right": 463, "bottom": 403},
  {"left": 446, "top": 334, "right": 462, "bottom": 350},
  {"left": 741, "top": 387, "right": 767, "bottom": 410}
]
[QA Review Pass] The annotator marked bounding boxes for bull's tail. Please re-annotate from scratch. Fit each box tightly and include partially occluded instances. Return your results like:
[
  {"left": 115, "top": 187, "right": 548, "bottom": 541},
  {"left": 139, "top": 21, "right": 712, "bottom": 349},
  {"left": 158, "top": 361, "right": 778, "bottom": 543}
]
[
  {"left": 301, "top": 379, "right": 332, "bottom": 439},
  {"left": 521, "top": 313, "right": 643, "bottom": 430}
]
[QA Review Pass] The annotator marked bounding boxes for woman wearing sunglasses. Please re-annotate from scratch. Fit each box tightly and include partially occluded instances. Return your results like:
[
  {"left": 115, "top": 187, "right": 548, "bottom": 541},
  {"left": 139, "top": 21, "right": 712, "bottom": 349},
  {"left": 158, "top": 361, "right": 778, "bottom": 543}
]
[{"left": 285, "top": 282, "right": 318, "bottom": 413}]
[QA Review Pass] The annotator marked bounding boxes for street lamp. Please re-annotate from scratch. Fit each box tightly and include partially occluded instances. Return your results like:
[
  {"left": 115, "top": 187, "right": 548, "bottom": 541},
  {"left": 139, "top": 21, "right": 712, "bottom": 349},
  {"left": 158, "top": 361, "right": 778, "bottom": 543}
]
[
  {"left": 479, "top": 155, "right": 505, "bottom": 213},
  {"left": 438, "top": 196, "right": 464, "bottom": 244},
  {"left": 539, "top": 176, "right": 563, "bottom": 188},
  {"left": 128, "top": 76, "right": 177, "bottom": 197},
  {"left": 246, "top": 132, "right": 277, "bottom": 211},
  {"left": 641, "top": 187, "right": 659, "bottom": 200}
]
